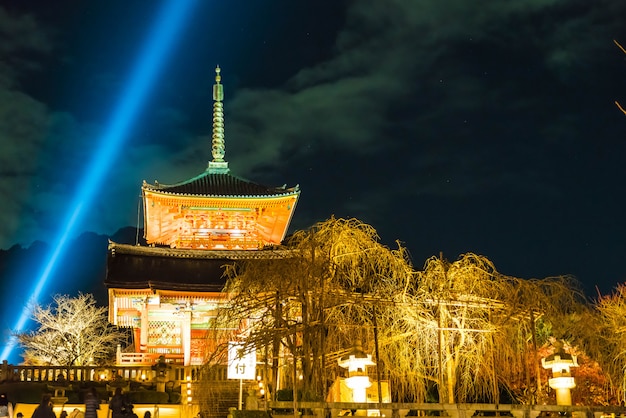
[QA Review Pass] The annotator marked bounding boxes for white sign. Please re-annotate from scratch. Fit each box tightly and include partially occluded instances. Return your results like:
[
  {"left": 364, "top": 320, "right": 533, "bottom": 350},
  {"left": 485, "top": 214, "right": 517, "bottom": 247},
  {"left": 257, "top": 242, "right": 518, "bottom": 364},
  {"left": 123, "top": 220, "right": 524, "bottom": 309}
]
[{"left": 227, "top": 342, "right": 256, "bottom": 380}]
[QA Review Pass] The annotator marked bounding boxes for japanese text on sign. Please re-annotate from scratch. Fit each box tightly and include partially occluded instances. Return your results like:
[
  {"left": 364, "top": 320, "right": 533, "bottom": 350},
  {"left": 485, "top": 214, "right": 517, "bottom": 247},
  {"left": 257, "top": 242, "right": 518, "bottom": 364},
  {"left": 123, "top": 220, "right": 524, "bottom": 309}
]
[{"left": 227, "top": 342, "right": 256, "bottom": 380}]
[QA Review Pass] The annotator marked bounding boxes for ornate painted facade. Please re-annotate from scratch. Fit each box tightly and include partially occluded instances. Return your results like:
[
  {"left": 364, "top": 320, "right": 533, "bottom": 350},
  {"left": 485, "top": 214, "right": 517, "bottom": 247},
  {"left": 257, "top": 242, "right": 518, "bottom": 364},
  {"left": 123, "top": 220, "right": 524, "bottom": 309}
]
[{"left": 105, "top": 68, "right": 299, "bottom": 366}]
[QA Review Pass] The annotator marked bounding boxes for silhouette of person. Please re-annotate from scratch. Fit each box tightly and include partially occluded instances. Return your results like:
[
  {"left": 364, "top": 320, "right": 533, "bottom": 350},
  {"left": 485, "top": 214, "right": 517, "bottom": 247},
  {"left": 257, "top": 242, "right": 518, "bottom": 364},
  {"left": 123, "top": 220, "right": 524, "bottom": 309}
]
[
  {"left": 31, "top": 394, "right": 56, "bottom": 418},
  {"left": 0, "top": 393, "right": 13, "bottom": 418},
  {"left": 84, "top": 388, "right": 99, "bottom": 418}
]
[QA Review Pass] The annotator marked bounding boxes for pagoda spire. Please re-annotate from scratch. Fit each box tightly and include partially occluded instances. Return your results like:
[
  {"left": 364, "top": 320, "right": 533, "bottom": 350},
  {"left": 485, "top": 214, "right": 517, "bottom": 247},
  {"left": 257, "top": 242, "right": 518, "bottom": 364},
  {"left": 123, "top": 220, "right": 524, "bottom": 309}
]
[{"left": 207, "top": 65, "right": 229, "bottom": 173}]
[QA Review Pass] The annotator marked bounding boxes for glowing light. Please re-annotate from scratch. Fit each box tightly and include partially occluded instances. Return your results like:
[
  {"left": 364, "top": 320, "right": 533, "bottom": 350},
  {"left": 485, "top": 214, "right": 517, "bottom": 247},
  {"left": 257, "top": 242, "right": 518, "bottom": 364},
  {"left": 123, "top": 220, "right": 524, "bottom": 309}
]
[
  {"left": 186, "top": 375, "right": 192, "bottom": 403},
  {"left": 548, "top": 376, "right": 576, "bottom": 390},
  {"left": 542, "top": 351, "right": 578, "bottom": 406},
  {"left": 1, "top": 0, "right": 196, "bottom": 362},
  {"left": 338, "top": 341, "right": 375, "bottom": 404}
]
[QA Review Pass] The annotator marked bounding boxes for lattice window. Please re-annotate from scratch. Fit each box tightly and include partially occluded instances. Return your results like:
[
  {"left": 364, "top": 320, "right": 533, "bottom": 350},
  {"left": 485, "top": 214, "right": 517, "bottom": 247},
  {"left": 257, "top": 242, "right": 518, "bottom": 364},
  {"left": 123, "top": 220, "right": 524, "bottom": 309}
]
[{"left": 148, "top": 320, "right": 181, "bottom": 346}]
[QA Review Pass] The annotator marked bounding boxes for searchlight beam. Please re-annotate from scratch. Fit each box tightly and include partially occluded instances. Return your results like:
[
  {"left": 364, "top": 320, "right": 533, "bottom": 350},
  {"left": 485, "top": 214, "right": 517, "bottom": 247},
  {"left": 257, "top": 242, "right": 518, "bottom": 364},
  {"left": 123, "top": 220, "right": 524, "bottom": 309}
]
[{"left": 1, "top": 0, "right": 196, "bottom": 362}]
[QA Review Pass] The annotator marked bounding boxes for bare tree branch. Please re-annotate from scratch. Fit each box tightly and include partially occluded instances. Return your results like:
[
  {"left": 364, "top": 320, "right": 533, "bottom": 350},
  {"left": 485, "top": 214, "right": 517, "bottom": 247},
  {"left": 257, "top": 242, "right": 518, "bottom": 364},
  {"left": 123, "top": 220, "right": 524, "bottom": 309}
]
[{"left": 615, "top": 40, "right": 626, "bottom": 115}]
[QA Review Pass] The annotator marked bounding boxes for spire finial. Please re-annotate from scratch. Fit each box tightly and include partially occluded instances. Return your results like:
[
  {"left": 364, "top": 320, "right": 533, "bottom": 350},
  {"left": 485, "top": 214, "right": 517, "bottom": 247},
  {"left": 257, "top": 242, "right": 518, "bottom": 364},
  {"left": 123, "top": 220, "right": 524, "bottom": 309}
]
[
  {"left": 207, "top": 65, "right": 229, "bottom": 173},
  {"left": 213, "top": 65, "right": 223, "bottom": 99}
]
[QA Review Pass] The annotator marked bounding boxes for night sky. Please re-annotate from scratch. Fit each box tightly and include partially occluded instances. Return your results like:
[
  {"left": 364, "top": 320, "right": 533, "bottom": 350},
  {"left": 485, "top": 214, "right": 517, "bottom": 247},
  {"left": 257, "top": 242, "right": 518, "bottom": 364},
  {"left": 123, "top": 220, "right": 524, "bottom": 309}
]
[{"left": 2, "top": 1, "right": 626, "bottom": 298}]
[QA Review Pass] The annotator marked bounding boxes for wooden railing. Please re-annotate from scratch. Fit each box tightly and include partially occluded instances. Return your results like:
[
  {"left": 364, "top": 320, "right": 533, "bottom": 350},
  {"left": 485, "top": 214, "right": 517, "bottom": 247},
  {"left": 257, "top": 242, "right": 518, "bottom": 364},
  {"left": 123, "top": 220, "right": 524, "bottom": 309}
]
[
  {"left": 117, "top": 351, "right": 184, "bottom": 366},
  {"left": 176, "top": 235, "right": 263, "bottom": 250},
  {"left": 12, "top": 401, "right": 626, "bottom": 418},
  {"left": 265, "top": 402, "right": 626, "bottom": 418}
]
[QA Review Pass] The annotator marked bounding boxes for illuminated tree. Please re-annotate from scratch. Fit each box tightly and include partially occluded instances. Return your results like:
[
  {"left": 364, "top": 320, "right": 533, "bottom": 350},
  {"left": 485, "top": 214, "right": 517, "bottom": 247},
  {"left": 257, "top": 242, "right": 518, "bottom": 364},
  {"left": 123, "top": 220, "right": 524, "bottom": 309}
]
[
  {"left": 207, "top": 217, "right": 587, "bottom": 406},
  {"left": 577, "top": 283, "right": 626, "bottom": 403},
  {"left": 381, "top": 253, "right": 577, "bottom": 403},
  {"left": 15, "top": 293, "right": 126, "bottom": 367},
  {"left": 490, "top": 274, "right": 588, "bottom": 404},
  {"left": 370, "top": 253, "right": 587, "bottom": 404},
  {"left": 210, "top": 217, "right": 414, "bottom": 405},
  {"left": 383, "top": 253, "right": 508, "bottom": 404}
]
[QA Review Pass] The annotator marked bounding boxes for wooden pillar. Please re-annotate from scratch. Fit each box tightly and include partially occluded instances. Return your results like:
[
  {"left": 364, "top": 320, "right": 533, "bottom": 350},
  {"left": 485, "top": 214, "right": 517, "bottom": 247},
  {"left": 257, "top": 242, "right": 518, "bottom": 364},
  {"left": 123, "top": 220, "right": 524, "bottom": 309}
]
[
  {"left": 182, "top": 310, "right": 192, "bottom": 366},
  {"left": 140, "top": 301, "right": 148, "bottom": 351}
]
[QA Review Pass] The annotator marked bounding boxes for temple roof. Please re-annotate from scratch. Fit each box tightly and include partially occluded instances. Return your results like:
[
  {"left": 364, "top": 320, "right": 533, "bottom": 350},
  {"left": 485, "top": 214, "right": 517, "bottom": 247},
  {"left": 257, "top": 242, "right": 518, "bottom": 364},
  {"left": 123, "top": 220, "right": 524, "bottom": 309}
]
[
  {"left": 142, "top": 171, "right": 299, "bottom": 198},
  {"left": 105, "top": 241, "right": 292, "bottom": 292},
  {"left": 141, "top": 67, "right": 299, "bottom": 201},
  {"left": 139, "top": 67, "right": 300, "bottom": 249}
]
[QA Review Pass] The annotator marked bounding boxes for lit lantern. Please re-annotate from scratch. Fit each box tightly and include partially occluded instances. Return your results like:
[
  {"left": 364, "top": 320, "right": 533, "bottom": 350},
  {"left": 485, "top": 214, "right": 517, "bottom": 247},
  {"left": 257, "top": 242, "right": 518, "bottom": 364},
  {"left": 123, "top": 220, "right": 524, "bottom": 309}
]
[
  {"left": 186, "top": 374, "right": 192, "bottom": 403},
  {"left": 95, "top": 368, "right": 108, "bottom": 382},
  {"left": 338, "top": 341, "right": 375, "bottom": 403},
  {"left": 257, "top": 375, "right": 265, "bottom": 396},
  {"left": 542, "top": 349, "right": 578, "bottom": 405}
]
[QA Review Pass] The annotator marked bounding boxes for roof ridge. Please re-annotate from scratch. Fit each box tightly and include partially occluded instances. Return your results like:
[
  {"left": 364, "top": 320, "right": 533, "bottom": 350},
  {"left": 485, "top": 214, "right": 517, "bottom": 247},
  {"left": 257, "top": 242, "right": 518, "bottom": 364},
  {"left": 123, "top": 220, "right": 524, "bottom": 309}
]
[{"left": 142, "top": 170, "right": 300, "bottom": 197}]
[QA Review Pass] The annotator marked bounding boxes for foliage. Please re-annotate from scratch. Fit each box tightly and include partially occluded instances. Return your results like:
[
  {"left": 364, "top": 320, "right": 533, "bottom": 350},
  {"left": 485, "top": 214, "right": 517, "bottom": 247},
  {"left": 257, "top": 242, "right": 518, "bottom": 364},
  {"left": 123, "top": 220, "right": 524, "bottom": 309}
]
[
  {"left": 0, "top": 382, "right": 50, "bottom": 404},
  {"left": 229, "top": 411, "right": 271, "bottom": 418},
  {"left": 381, "top": 254, "right": 587, "bottom": 404},
  {"left": 211, "top": 217, "right": 414, "bottom": 405},
  {"left": 15, "top": 293, "right": 126, "bottom": 367},
  {"left": 206, "top": 217, "right": 592, "bottom": 405},
  {"left": 168, "top": 390, "right": 182, "bottom": 404},
  {"left": 576, "top": 283, "right": 626, "bottom": 403},
  {"left": 128, "top": 389, "right": 170, "bottom": 404}
]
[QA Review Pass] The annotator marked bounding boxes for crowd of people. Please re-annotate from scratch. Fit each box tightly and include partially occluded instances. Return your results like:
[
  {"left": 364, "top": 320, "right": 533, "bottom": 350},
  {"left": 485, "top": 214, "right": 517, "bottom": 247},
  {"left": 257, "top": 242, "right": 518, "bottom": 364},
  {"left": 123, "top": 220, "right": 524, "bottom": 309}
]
[{"left": 0, "top": 390, "right": 147, "bottom": 418}]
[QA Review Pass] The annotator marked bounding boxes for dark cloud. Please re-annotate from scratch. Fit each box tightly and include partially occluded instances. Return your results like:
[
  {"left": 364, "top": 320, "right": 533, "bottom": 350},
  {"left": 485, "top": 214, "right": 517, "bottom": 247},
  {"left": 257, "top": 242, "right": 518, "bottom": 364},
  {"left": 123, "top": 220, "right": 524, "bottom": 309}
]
[
  {"left": 0, "top": 5, "right": 74, "bottom": 248},
  {"left": 1, "top": 1, "right": 626, "bottom": 294}
]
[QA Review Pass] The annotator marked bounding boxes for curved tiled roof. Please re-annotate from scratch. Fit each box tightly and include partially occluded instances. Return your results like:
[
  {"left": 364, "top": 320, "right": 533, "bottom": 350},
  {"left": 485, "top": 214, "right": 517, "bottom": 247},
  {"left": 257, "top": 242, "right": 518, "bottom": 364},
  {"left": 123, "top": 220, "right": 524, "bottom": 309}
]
[
  {"left": 143, "top": 172, "right": 299, "bottom": 198},
  {"left": 105, "top": 242, "right": 293, "bottom": 292}
]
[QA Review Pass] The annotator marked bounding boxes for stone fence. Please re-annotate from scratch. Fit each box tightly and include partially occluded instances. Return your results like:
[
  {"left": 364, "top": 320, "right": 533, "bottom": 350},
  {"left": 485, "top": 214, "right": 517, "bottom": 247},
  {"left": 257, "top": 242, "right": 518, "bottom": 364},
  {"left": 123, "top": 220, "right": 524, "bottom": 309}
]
[{"left": 0, "top": 360, "right": 209, "bottom": 386}]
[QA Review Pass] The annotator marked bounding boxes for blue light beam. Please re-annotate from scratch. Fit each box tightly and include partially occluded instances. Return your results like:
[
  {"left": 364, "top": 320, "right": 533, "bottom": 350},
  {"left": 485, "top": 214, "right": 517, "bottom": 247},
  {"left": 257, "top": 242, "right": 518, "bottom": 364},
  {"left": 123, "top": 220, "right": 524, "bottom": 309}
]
[{"left": 1, "top": 0, "right": 197, "bottom": 362}]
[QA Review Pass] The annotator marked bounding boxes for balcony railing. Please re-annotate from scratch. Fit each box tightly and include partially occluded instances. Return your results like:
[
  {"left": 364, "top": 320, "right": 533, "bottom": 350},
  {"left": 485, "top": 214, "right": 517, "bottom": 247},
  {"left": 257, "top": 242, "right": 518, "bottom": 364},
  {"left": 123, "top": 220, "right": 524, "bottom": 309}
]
[{"left": 117, "top": 351, "right": 184, "bottom": 366}]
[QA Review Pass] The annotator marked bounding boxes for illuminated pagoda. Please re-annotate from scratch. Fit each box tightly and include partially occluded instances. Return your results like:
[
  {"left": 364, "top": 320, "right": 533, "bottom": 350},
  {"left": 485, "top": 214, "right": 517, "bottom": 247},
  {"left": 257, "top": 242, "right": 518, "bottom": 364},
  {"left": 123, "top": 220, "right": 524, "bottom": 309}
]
[
  {"left": 143, "top": 66, "right": 299, "bottom": 250},
  {"left": 105, "top": 67, "right": 300, "bottom": 366}
]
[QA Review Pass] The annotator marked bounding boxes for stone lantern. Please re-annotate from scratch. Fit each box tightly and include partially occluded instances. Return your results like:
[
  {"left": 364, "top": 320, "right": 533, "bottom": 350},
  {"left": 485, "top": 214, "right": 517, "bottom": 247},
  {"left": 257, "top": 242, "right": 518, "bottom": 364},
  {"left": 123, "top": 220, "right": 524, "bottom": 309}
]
[
  {"left": 338, "top": 341, "right": 375, "bottom": 403},
  {"left": 152, "top": 355, "right": 171, "bottom": 392},
  {"left": 542, "top": 348, "right": 578, "bottom": 405}
]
